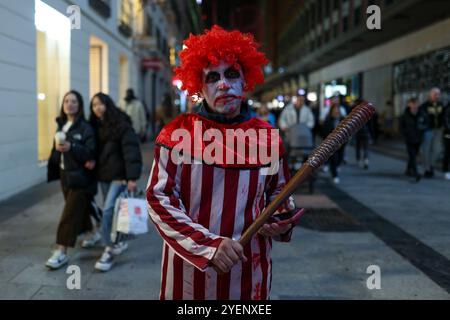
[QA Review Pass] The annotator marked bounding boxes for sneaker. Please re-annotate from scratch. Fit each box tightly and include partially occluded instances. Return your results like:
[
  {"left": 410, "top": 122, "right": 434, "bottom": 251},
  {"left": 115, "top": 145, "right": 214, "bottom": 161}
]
[
  {"left": 81, "top": 231, "right": 101, "bottom": 248},
  {"left": 110, "top": 242, "right": 128, "bottom": 256},
  {"left": 445, "top": 172, "right": 450, "bottom": 180},
  {"left": 95, "top": 248, "right": 114, "bottom": 272},
  {"left": 364, "top": 159, "right": 369, "bottom": 170},
  {"left": 46, "top": 250, "right": 68, "bottom": 270},
  {"left": 333, "top": 177, "right": 340, "bottom": 184}
]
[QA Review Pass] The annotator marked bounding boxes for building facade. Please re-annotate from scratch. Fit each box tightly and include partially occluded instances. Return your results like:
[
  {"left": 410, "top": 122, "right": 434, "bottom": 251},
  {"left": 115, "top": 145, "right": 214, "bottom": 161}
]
[
  {"left": 255, "top": 0, "right": 450, "bottom": 132},
  {"left": 0, "top": 0, "right": 174, "bottom": 201}
]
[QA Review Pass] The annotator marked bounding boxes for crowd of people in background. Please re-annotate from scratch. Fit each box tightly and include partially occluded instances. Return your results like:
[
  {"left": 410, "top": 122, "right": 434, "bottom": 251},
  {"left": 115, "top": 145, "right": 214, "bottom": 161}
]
[
  {"left": 400, "top": 87, "right": 450, "bottom": 181},
  {"left": 249, "top": 87, "right": 450, "bottom": 184},
  {"left": 253, "top": 92, "right": 377, "bottom": 184}
]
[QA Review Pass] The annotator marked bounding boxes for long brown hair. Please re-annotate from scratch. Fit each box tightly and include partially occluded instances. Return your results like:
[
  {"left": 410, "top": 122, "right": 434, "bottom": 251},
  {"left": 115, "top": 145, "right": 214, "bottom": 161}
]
[{"left": 89, "top": 92, "right": 131, "bottom": 141}]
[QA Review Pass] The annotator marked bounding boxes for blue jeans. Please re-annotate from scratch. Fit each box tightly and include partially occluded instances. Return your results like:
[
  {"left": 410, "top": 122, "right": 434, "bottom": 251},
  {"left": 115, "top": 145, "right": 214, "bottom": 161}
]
[
  {"left": 422, "top": 129, "right": 443, "bottom": 171},
  {"left": 100, "top": 181, "right": 127, "bottom": 246}
]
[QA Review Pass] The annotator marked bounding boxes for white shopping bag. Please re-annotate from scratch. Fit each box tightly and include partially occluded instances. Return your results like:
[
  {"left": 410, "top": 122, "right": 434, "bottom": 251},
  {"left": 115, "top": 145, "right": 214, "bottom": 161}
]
[{"left": 114, "top": 192, "right": 149, "bottom": 235}]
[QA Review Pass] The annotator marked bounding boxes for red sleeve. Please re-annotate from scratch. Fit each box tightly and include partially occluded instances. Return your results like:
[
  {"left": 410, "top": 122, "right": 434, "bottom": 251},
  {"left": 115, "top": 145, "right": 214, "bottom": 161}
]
[{"left": 147, "top": 145, "right": 223, "bottom": 270}]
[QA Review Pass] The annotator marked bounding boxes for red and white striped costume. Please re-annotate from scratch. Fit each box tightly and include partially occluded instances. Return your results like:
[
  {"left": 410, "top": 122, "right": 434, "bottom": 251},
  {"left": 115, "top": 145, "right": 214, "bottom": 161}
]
[{"left": 147, "top": 114, "right": 297, "bottom": 300}]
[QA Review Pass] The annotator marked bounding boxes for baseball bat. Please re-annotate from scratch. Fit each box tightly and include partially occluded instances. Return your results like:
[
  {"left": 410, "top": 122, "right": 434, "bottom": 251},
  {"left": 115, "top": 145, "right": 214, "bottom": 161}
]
[{"left": 239, "top": 102, "right": 376, "bottom": 246}]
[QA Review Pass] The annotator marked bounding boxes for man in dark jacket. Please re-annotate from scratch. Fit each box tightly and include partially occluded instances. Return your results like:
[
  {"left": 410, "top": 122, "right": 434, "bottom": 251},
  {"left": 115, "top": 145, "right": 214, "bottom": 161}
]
[
  {"left": 419, "top": 88, "right": 445, "bottom": 178},
  {"left": 400, "top": 97, "right": 427, "bottom": 181}
]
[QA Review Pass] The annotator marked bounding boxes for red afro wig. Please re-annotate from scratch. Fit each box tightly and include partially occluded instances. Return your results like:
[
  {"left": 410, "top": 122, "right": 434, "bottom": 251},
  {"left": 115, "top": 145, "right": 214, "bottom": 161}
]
[{"left": 174, "top": 25, "right": 269, "bottom": 97}]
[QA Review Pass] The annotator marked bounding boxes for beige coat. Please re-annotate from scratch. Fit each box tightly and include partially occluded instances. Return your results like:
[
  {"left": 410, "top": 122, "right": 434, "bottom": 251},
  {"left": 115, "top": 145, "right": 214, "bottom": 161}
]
[{"left": 118, "top": 99, "right": 147, "bottom": 135}]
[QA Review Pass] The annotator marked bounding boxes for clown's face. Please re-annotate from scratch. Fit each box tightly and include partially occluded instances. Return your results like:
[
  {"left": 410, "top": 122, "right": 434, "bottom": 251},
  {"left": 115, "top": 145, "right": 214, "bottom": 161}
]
[{"left": 201, "top": 60, "right": 245, "bottom": 118}]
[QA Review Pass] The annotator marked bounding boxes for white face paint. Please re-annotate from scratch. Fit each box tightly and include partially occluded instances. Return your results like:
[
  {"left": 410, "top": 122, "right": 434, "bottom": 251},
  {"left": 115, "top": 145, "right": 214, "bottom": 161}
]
[{"left": 201, "top": 60, "right": 245, "bottom": 118}]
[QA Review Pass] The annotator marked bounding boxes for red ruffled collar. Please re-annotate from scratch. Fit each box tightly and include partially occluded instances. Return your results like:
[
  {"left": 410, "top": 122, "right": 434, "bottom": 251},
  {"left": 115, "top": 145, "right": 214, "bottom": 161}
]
[{"left": 156, "top": 113, "right": 285, "bottom": 169}]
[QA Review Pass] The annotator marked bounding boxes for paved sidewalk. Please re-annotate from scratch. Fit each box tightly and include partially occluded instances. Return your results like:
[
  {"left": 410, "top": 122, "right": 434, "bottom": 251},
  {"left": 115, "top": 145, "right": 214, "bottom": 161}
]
[
  {"left": 0, "top": 143, "right": 162, "bottom": 299},
  {"left": 275, "top": 146, "right": 450, "bottom": 299}
]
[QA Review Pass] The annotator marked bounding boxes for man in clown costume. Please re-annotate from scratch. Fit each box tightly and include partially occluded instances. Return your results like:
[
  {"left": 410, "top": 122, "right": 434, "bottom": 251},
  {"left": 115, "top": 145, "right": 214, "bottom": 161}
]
[{"left": 147, "top": 26, "right": 303, "bottom": 300}]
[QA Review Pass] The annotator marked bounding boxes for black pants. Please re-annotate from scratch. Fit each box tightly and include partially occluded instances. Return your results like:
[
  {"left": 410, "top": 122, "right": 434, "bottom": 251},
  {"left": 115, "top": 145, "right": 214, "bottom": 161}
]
[
  {"left": 330, "top": 147, "right": 344, "bottom": 178},
  {"left": 443, "top": 138, "right": 450, "bottom": 172},
  {"left": 355, "top": 135, "right": 369, "bottom": 160},
  {"left": 56, "top": 171, "right": 93, "bottom": 247},
  {"left": 406, "top": 142, "right": 420, "bottom": 176}
]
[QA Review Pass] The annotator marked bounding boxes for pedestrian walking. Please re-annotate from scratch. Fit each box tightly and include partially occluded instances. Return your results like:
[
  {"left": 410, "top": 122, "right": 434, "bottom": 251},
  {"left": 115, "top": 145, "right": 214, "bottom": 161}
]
[
  {"left": 118, "top": 88, "right": 147, "bottom": 142},
  {"left": 89, "top": 93, "right": 143, "bottom": 272},
  {"left": 443, "top": 102, "right": 450, "bottom": 180},
  {"left": 352, "top": 99, "right": 371, "bottom": 170},
  {"left": 46, "top": 90, "right": 99, "bottom": 269},
  {"left": 323, "top": 104, "right": 345, "bottom": 184},
  {"left": 279, "top": 93, "right": 315, "bottom": 132},
  {"left": 319, "top": 95, "right": 347, "bottom": 125},
  {"left": 256, "top": 103, "right": 276, "bottom": 127},
  {"left": 400, "top": 97, "right": 427, "bottom": 181},
  {"left": 420, "top": 88, "right": 445, "bottom": 178}
]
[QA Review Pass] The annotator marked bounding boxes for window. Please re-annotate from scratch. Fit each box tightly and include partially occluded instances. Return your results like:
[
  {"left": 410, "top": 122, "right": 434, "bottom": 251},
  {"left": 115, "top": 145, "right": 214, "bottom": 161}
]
[
  {"left": 88, "top": 0, "right": 111, "bottom": 19},
  {"left": 90, "top": 36, "right": 109, "bottom": 98},
  {"left": 119, "top": 55, "right": 129, "bottom": 100},
  {"left": 120, "top": 0, "right": 132, "bottom": 26},
  {"left": 118, "top": 0, "right": 133, "bottom": 37},
  {"left": 35, "top": 0, "right": 71, "bottom": 162},
  {"left": 133, "top": 1, "right": 145, "bottom": 36}
]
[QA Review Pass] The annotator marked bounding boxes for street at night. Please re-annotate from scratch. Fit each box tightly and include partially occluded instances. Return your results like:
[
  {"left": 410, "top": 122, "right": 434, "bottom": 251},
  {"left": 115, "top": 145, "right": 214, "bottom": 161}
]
[{"left": 1, "top": 0, "right": 450, "bottom": 304}]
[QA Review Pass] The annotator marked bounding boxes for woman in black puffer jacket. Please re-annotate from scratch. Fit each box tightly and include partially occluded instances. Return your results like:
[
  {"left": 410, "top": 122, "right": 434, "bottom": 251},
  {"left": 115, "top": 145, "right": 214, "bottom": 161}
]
[
  {"left": 89, "top": 92, "right": 143, "bottom": 272},
  {"left": 46, "top": 90, "right": 98, "bottom": 270}
]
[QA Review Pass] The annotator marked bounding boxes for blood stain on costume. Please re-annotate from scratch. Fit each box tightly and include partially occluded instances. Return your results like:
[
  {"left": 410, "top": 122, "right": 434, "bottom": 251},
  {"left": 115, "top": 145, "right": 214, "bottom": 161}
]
[
  {"left": 253, "top": 282, "right": 262, "bottom": 300},
  {"left": 252, "top": 253, "right": 261, "bottom": 271}
]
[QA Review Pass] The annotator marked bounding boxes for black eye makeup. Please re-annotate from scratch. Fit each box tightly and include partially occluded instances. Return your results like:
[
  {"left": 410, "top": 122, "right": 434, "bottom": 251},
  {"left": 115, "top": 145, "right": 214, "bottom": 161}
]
[
  {"left": 205, "top": 71, "right": 220, "bottom": 83},
  {"left": 225, "top": 68, "right": 240, "bottom": 79}
]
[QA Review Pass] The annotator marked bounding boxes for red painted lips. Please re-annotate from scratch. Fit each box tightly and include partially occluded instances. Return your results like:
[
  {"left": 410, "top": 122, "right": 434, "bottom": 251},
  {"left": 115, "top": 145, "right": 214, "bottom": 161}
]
[{"left": 214, "top": 94, "right": 239, "bottom": 106}]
